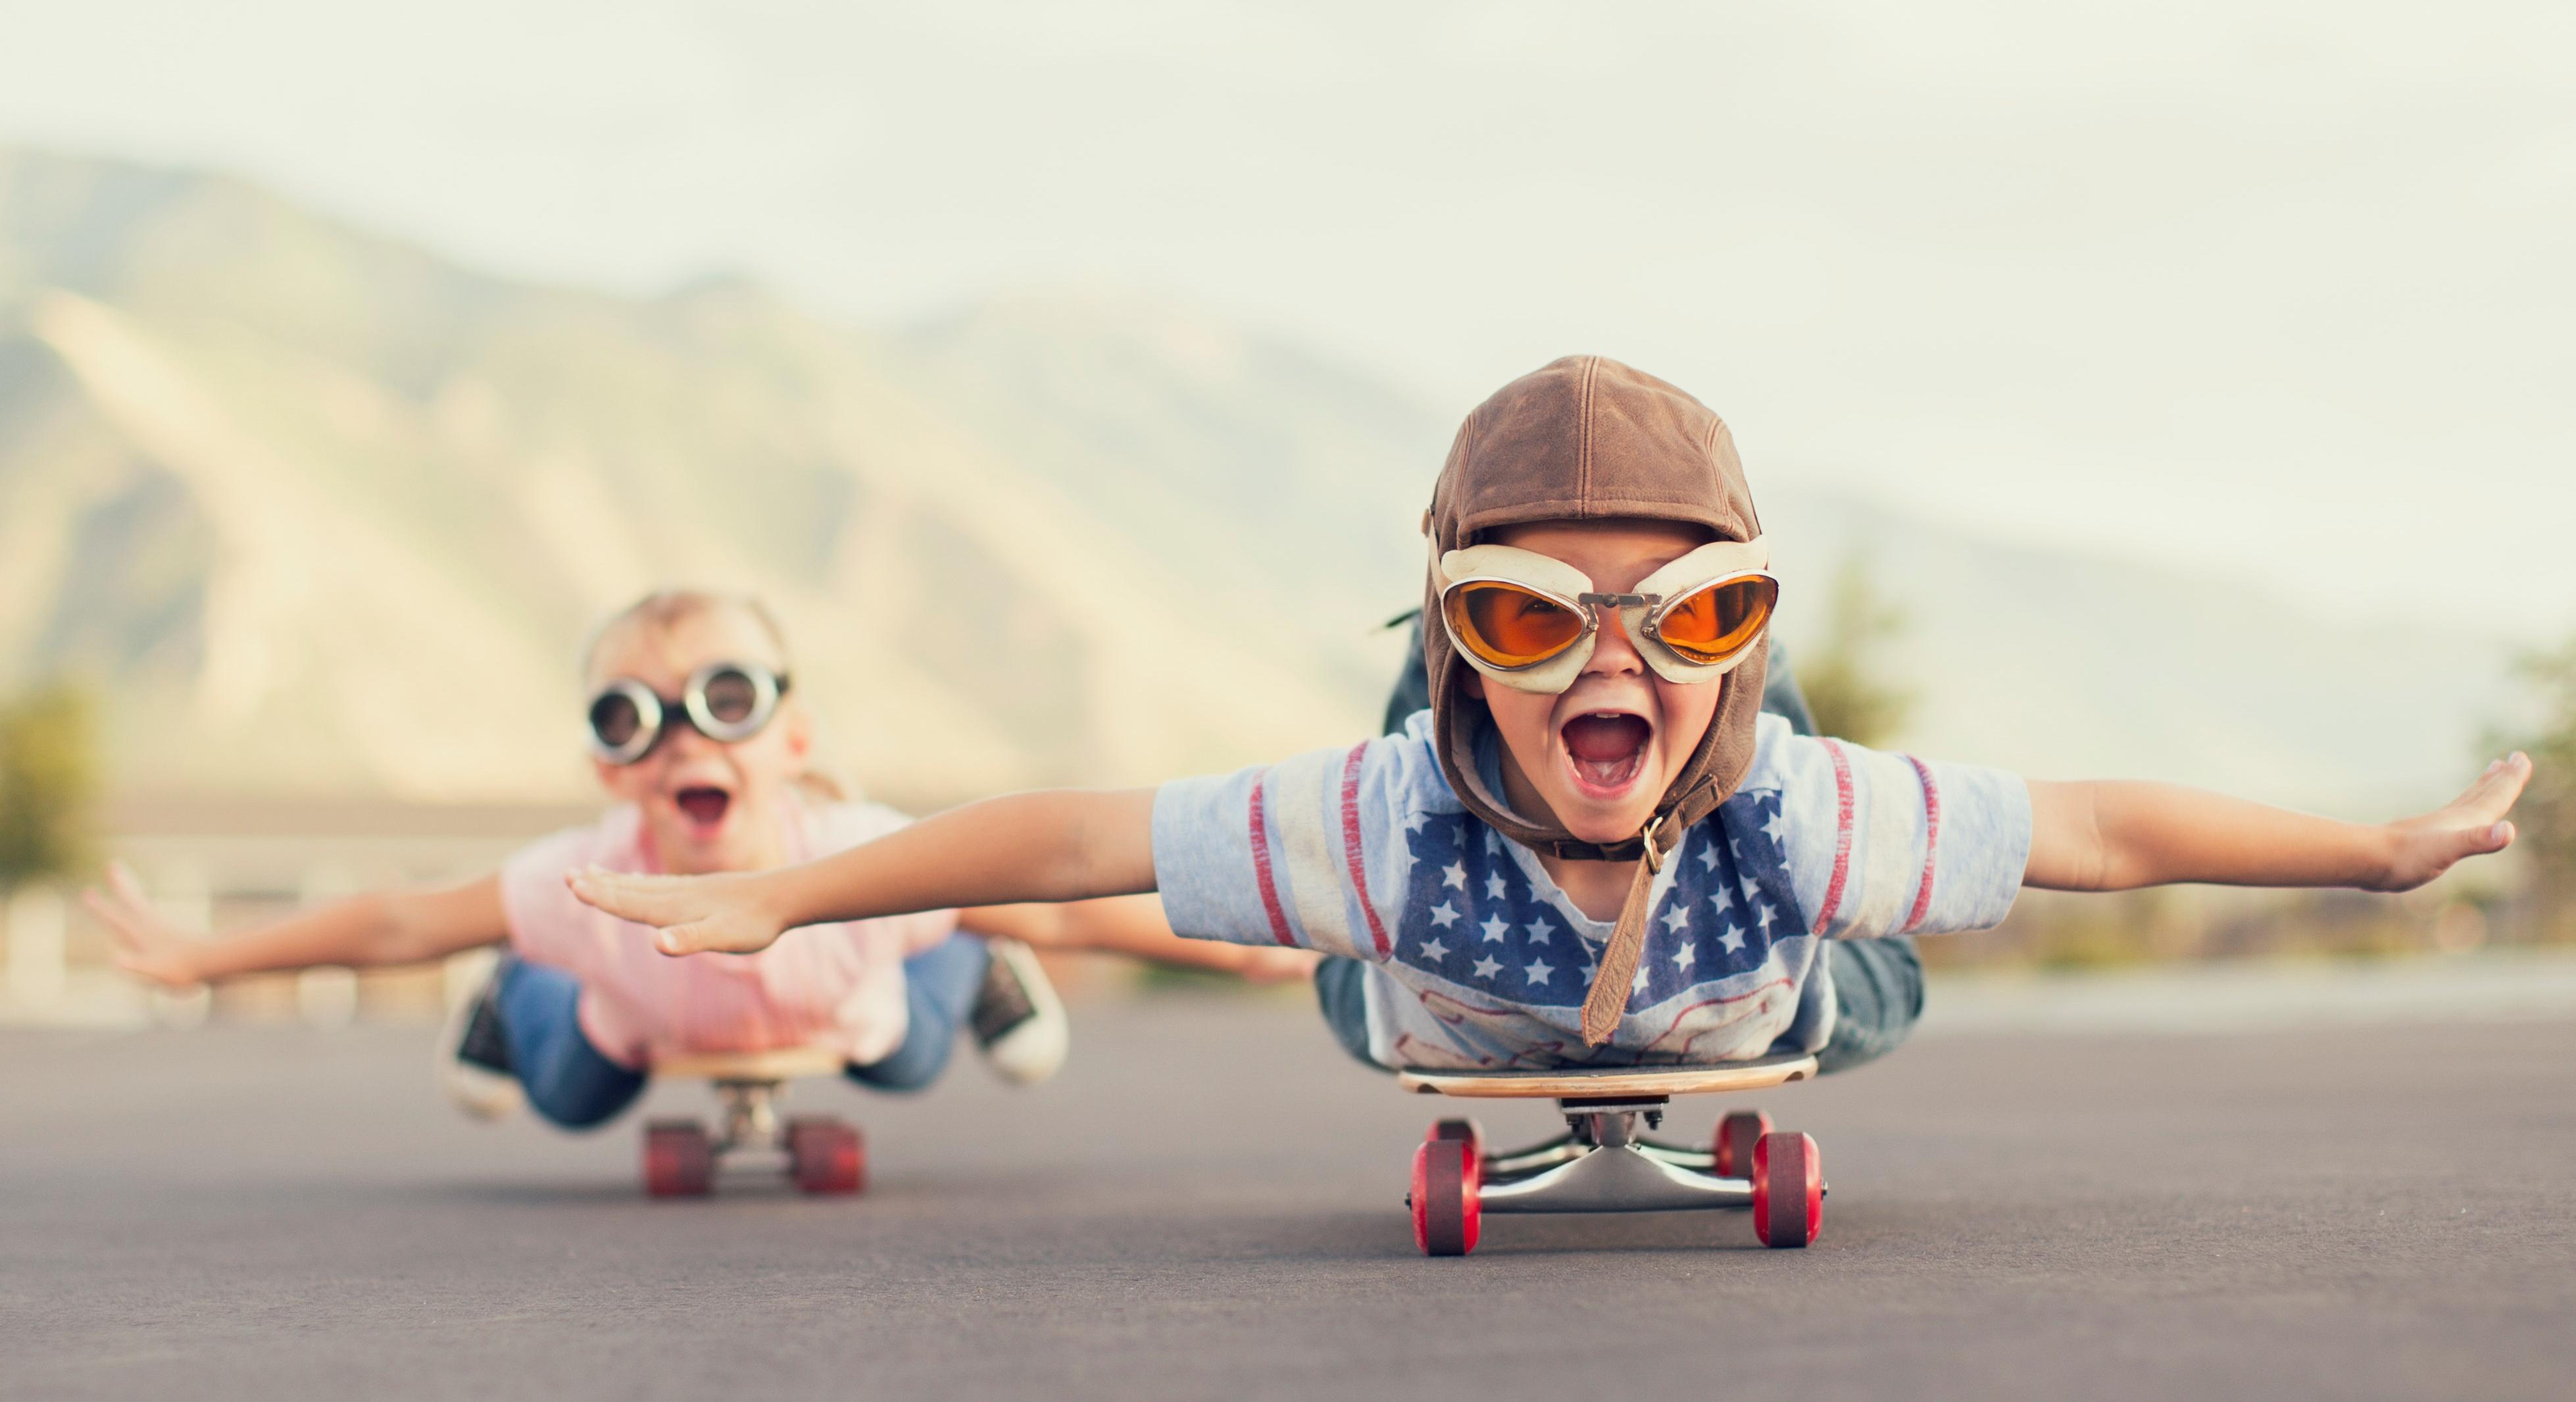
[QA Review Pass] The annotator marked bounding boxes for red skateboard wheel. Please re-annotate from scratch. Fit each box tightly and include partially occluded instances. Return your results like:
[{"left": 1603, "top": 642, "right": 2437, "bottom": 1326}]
[
  {"left": 1712, "top": 1109, "right": 1773, "bottom": 1179},
  {"left": 1426, "top": 1118, "right": 1486, "bottom": 1190},
  {"left": 643, "top": 1119, "right": 714, "bottom": 1198},
  {"left": 787, "top": 1117, "right": 864, "bottom": 1196},
  {"left": 1410, "top": 1138, "right": 1480, "bottom": 1257},
  {"left": 1750, "top": 1130, "right": 1822, "bottom": 1248}
]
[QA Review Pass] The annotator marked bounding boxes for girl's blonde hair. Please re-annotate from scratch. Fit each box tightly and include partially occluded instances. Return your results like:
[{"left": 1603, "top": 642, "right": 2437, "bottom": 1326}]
[{"left": 580, "top": 588, "right": 848, "bottom": 802}]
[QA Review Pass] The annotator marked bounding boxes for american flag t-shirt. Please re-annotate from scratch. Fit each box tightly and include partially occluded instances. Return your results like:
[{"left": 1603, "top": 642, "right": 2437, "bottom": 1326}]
[{"left": 1151, "top": 712, "right": 2031, "bottom": 1070}]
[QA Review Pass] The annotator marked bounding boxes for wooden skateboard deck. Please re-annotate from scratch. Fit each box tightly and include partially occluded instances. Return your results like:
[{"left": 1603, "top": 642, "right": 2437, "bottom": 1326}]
[
  {"left": 652, "top": 1046, "right": 847, "bottom": 1082},
  {"left": 1396, "top": 1053, "right": 1818, "bottom": 1100}
]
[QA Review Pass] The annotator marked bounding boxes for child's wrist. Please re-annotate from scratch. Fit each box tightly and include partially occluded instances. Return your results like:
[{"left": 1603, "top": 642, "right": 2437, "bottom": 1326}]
[
  {"left": 753, "top": 868, "right": 810, "bottom": 934},
  {"left": 2362, "top": 823, "right": 2405, "bottom": 890}
]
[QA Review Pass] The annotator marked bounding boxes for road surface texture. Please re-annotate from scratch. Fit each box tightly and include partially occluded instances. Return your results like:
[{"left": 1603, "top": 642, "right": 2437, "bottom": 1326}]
[{"left": 3, "top": 994, "right": 2569, "bottom": 1401}]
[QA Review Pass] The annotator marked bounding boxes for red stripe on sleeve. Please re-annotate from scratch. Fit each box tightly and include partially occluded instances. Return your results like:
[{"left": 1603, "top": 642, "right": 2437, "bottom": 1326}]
[
  {"left": 1339, "top": 742, "right": 1392, "bottom": 958},
  {"left": 1812, "top": 740, "right": 1856, "bottom": 936},
  {"left": 1246, "top": 769, "right": 1297, "bottom": 947},
  {"left": 1902, "top": 756, "right": 1942, "bottom": 933}
]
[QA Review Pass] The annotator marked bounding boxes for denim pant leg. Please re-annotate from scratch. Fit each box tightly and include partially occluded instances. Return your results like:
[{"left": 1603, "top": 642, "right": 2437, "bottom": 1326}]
[
  {"left": 1313, "top": 956, "right": 1385, "bottom": 1071},
  {"left": 494, "top": 956, "right": 649, "bottom": 1130},
  {"left": 1812, "top": 936, "right": 1925, "bottom": 1076},
  {"left": 846, "top": 933, "right": 990, "bottom": 1093}
]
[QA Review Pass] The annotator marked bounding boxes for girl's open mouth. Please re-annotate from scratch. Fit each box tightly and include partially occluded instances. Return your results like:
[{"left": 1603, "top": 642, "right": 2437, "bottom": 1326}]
[
  {"left": 1560, "top": 712, "right": 1652, "bottom": 798},
  {"left": 674, "top": 786, "right": 732, "bottom": 836}
]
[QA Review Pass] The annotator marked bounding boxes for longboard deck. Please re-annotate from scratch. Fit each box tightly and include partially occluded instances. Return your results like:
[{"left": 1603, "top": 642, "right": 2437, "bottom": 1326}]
[
  {"left": 1397, "top": 1053, "right": 1818, "bottom": 1100},
  {"left": 653, "top": 1047, "right": 849, "bottom": 1082}
]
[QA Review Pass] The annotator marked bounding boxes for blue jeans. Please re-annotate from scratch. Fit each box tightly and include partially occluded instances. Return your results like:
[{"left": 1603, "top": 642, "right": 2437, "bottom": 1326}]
[
  {"left": 493, "top": 934, "right": 991, "bottom": 1130},
  {"left": 1312, "top": 937, "right": 1923, "bottom": 1076}
]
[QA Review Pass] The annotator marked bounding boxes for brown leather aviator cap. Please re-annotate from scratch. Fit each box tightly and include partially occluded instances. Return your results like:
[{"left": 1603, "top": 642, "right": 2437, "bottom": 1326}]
[{"left": 1420, "top": 355, "right": 1771, "bottom": 1044}]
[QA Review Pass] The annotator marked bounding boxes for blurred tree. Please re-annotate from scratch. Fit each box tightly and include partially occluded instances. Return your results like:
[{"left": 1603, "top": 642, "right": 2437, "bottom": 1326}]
[
  {"left": 1795, "top": 556, "right": 1916, "bottom": 748},
  {"left": 2486, "top": 640, "right": 2576, "bottom": 941},
  {"left": 0, "top": 684, "right": 99, "bottom": 894}
]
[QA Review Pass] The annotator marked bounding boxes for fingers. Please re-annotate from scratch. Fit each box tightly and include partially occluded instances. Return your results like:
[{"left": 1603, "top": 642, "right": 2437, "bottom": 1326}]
[
  {"left": 107, "top": 859, "right": 152, "bottom": 909},
  {"left": 80, "top": 886, "right": 150, "bottom": 952},
  {"left": 564, "top": 867, "right": 697, "bottom": 925},
  {"left": 2456, "top": 753, "right": 2532, "bottom": 823},
  {"left": 655, "top": 920, "right": 754, "bottom": 957},
  {"left": 2421, "top": 814, "right": 2524, "bottom": 881}
]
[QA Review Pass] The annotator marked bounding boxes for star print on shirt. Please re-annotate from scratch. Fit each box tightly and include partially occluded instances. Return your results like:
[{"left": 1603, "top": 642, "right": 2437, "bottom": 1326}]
[
  {"left": 1631, "top": 965, "right": 1652, "bottom": 994},
  {"left": 1480, "top": 915, "right": 1508, "bottom": 944},
  {"left": 1430, "top": 902, "right": 1460, "bottom": 929},
  {"left": 1697, "top": 840, "right": 1721, "bottom": 871},
  {"left": 1401, "top": 810, "right": 1429, "bottom": 834},
  {"left": 1443, "top": 861, "right": 1466, "bottom": 890},
  {"left": 1485, "top": 871, "right": 1508, "bottom": 899},
  {"left": 1472, "top": 955, "right": 1502, "bottom": 980},
  {"left": 1525, "top": 959, "right": 1554, "bottom": 985},
  {"left": 1523, "top": 921, "right": 1552, "bottom": 945},
  {"left": 1660, "top": 905, "right": 1691, "bottom": 933},
  {"left": 1674, "top": 944, "right": 1697, "bottom": 973},
  {"left": 1418, "top": 936, "right": 1450, "bottom": 962},
  {"left": 1719, "top": 923, "right": 1746, "bottom": 953}
]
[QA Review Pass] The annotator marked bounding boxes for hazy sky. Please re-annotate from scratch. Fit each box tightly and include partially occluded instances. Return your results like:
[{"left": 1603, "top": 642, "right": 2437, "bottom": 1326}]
[{"left": 3, "top": 0, "right": 2570, "bottom": 637}]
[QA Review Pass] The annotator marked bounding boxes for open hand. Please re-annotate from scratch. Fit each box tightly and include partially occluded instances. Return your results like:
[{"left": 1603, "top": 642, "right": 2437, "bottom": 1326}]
[
  {"left": 82, "top": 861, "right": 206, "bottom": 990},
  {"left": 565, "top": 867, "right": 786, "bottom": 955},
  {"left": 2374, "top": 753, "right": 2529, "bottom": 892}
]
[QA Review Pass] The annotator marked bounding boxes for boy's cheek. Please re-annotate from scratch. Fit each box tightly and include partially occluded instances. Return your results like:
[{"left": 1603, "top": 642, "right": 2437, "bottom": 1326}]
[{"left": 591, "top": 759, "right": 658, "bottom": 807}]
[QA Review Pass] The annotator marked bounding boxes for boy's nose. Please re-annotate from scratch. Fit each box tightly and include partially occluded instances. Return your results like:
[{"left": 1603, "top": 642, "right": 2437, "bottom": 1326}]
[
  {"left": 1584, "top": 607, "right": 1647, "bottom": 675},
  {"left": 660, "top": 720, "right": 720, "bottom": 760}
]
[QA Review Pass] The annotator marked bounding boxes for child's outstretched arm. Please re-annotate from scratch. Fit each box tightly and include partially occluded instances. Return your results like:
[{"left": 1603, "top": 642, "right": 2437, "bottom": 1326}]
[
  {"left": 84, "top": 861, "right": 508, "bottom": 989},
  {"left": 568, "top": 788, "right": 1157, "bottom": 956},
  {"left": 2024, "top": 754, "right": 2529, "bottom": 892},
  {"left": 961, "top": 896, "right": 1320, "bottom": 983}
]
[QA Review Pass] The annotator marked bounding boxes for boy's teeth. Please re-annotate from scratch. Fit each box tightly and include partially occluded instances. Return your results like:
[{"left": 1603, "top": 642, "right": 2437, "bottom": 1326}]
[
  {"left": 1562, "top": 713, "right": 1650, "bottom": 789},
  {"left": 1563, "top": 713, "right": 1649, "bottom": 761}
]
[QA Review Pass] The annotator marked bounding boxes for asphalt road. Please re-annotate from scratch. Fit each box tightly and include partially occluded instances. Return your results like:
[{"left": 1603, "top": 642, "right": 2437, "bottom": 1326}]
[{"left": 3, "top": 995, "right": 2571, "bottom": 1401}]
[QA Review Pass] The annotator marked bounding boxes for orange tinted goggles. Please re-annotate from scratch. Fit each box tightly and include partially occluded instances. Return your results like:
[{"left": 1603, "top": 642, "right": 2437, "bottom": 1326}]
[
  {"left": 1445, "top": 575, "right": 1777, "bottom": 667},
  {"left": 1434, "top": 539, "right": 1777, "bottom": 692}
]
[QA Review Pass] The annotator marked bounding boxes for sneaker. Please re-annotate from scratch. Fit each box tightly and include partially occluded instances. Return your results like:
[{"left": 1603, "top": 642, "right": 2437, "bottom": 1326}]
[
  {"left": 435, "top": 955, "right": 524, "bottom": 1121},
  {"left": 970, "top": 937, "right": 1068, "bottom": 1086}
]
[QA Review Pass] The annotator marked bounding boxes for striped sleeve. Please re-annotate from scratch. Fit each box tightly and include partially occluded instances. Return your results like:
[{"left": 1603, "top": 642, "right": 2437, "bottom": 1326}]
[
  {"left": 1770, "top": 732, "right": 2031, "bottom": 940},
  {"left": 1149, "top": 738, "right": 1414, "bottom": 959}
]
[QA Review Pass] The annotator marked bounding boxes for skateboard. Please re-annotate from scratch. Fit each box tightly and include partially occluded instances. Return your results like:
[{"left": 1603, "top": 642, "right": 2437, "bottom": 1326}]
[
  {"left": 1396, "top": 1053, "right": 1823, "bottom": 1256},
  {"left": 638, "top": 1047, "right": 864, "bottom": 1198}
]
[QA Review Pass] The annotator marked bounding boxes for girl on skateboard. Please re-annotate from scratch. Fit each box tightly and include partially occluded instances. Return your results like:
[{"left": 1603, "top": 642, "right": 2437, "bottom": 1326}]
[
  {"left": 562, "top": 358, "right": 2529, "bottom": 1077},
  {"left": 87, "top": 589, "right": 1310, "bottom": 1128}
]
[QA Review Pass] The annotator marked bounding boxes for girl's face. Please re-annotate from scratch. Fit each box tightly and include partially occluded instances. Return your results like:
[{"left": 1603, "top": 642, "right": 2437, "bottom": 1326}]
[
  {"left": 1466, "top": 519, "right": 1728, "bottom": 848},
  {"left": 584, "top": 606, "right": 812, "bottom": 875}
]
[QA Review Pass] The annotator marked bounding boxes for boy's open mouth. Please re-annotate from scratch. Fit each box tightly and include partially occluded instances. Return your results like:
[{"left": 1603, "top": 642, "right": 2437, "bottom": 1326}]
[
  {"left": 673, "top": 785, "right": 732, "bottom": 836},
  {"left": 1560, "top": 712, "right": 1652, "bottom": 797}
]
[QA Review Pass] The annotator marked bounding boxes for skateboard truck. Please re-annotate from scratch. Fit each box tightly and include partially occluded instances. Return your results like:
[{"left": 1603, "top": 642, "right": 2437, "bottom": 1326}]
[
  {"left": 1478, "top": 1094, "right": 1758, "bottom": 1215},
  {"left": 1397, "top": 1056, "right": 1826, "bottom": 1255},
  {"left": 640, "top": 1048, "right": 865, "bottom": 1199}
]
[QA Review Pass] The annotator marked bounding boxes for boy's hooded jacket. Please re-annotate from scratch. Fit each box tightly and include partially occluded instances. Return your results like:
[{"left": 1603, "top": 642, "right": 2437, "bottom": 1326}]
[{"left": 1422, "top": 355, "right": 1770, "bottom": 1044}]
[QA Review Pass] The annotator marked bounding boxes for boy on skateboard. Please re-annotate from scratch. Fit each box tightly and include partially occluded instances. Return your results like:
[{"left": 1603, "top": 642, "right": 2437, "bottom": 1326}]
[{"left": 568, "top": 357, "right": 2529, "bottom": 1076}]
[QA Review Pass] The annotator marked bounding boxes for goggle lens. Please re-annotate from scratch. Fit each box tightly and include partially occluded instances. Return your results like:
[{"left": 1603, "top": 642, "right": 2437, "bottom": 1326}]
[
  {"left": 1654, "top": 575, "right": 1777, "bottom": 665},
  {"left": 1447, "top": 581, "right": 1588, "bottom": 668},
  {"left": 699, "top": 667, "right": 760, "bottom": 725},
  {"left": 588, "top": 691, "right": 644, "bottom": 750}
]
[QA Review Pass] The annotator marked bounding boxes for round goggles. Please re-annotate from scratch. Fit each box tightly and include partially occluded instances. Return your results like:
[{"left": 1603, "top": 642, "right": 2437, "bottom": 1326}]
[
  {"left": 1435, "top": 538, "right": 1777, "bottom": 694},
  {"left": 585, "top": 662, "right": 791, "bottom": 765}
]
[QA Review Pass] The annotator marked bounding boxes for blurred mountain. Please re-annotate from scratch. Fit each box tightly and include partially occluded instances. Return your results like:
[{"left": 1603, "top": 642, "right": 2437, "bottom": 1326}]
[
  {"left": 0, "top": 147, "right": 2508, "bottom": 816},
  {"left": 0, "top": 148, "right": 1416, "bottom": 808}
]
